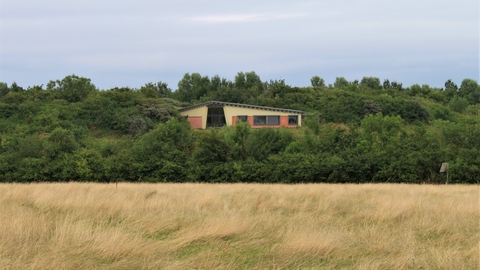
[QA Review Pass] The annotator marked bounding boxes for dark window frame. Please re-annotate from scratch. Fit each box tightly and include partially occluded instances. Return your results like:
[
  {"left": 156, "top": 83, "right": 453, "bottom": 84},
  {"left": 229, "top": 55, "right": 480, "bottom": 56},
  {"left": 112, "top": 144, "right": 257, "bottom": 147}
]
[
  {"left": 253, "top": 115, "right": 280, "bottom": 126},
  {"left": 267, "top": 115, "right": 280, "bottom": 125},
  {"left": 237, "top": 115, "right": 248, "bottom": 122},
  {"left": 206, "top": 107, "right": 226, "bottom": 128},
  {"left": 253, "top": 116, "right": 267, "bottom": 125},
  {"left": 288, "top": 115, "right": 298, "bottom": 125}
]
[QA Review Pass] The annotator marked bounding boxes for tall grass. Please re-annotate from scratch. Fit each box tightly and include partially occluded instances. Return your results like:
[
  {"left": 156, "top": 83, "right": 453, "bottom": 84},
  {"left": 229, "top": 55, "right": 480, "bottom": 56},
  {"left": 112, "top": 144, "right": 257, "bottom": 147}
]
[{"left": 0, "top": 183, "right": 478, "bottom": 269}]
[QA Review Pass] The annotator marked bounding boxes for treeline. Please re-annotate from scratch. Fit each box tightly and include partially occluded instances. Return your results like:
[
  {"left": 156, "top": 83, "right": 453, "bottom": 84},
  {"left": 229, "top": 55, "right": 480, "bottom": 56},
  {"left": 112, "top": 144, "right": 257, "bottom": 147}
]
[{"left": 0, "top": 73, "right": 479, "bottom": 183}]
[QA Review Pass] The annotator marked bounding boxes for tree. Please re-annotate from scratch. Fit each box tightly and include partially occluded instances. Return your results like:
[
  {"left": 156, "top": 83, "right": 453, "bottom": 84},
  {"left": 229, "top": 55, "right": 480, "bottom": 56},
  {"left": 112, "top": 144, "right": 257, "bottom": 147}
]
[
  {"left": 127, "top": 115, "right": 147, "bottom": 135},
  {"left": 443, "top": 79, "right": 458, "bottom": 101},
  {"left": 390, "top": 81, "right": 403, "bottom": 91},
  {"left": 78, "top": 95, "right": 120, "bottom": 129},
  {"left": 44, "top": 128, "right": 79, "bottom": 159},
  {"left": 459, "top": 79, "right": 480, "bottom": 104},
  {"left": 1, "top": 92, "right": 26, "bottom": 104},
  {"left": 0, "top": 82, "right": 9, "bottom": 97},
  {"left": 334, "top": 77, "right": 349, "bottom": 89},
  {"left": 263, "top": 79, "right": 291, "bottom": 99},
  {"left": 230, "top": 120, "right": 250, "bottom": 160},
  {"left": 137, "top": 98, "right": 180, "bottom": 124},
  {"left": 448, "top": 96, "right": 469, "bottom": 113},
  {"left": 402, "top": 100, "right": 429, "bottom": 123},
  {"left": 357, "top": 113, "right": 404, "bottom": 182},
  {"left": 129, "top": 118, "right": 193, "bottom": 182},
  {"left": 9, "top": 82, "right": 24, "bottom": 92},
  {"left": 310, "top": 76, "right": 325, "bottom": 88},
  {"left": 232, "top": 71, "right": 264, "bottom": 100},
  {"left": 445, "top": 79, "right": 458, "bottom": 91},
  {"left": 156, "top": 81, "right": 173, "bottom": 98},
  {"left": 46, "top": 75, "right": 97, "bottom": 102},
  {"left": 246, "top": 128, "right": 294, "bottom": 161},
  {"left": 383, "top": 79, "right": 391, "bottom": 89},
  {"left": 140, "top": 82, "right": 172, "bottom": 98},
  {"left": 174, "top": 73, "right": 211, "bottom": 102},
  {"left": 244, "top": 71, "right": 263, "bottom": 90},
  {"left": 363, "top": 100, "right": 382, "bottom": 116},
  {"left": 360, "top": 77, "right": 382, "bottom": 90}
]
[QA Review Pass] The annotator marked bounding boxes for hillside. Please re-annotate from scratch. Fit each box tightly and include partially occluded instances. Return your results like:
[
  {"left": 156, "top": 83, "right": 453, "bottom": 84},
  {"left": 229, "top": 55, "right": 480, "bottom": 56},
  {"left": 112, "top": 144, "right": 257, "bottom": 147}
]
[{"left": 0, "top": 73, "right": 479, "bottom": 183}]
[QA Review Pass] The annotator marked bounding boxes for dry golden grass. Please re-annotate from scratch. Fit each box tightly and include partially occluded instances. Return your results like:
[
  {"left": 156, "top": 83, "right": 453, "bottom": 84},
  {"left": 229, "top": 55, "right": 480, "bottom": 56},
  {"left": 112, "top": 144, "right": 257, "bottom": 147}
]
[{"left": 0, "top": 183, "right": 478, "bottom": 269}]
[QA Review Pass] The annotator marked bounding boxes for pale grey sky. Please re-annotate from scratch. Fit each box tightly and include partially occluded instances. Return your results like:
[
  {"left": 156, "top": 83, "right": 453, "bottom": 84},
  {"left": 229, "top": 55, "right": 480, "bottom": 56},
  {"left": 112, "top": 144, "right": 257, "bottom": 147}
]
[{"left": 1, "top": 0, "right": 478, "bottom": 90}]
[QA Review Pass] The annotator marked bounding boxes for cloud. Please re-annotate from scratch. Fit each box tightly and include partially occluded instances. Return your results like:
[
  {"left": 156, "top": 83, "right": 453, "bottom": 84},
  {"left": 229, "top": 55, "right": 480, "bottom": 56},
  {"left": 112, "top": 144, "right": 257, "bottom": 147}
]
[
  {"left": 1, "top": 0, "right": 477, "bottom": 89},
  {"left": 187, "top": 13, "right": 308, "bottom": 23}
]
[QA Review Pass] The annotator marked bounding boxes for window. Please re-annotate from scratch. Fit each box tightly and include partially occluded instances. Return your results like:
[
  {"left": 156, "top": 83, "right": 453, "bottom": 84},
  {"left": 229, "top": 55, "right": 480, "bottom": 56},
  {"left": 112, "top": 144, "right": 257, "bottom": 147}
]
[
  {"left": 254, "top": 116, "right": 266, "bottom": 125},
  {"left": 238, "top": 115, "right": 248, "bottom": 122},
  {"left": 267, "top": 116, "right": 280, "bottom": 125},
  {"left": 207, "top": 107, "right": 226, "bottom": 128},
  {"left": 254, "top": 115, "right": 280, "bottom": 126},
  {"left": 288, "top": 115, "right": 298, "bottom": 125}
]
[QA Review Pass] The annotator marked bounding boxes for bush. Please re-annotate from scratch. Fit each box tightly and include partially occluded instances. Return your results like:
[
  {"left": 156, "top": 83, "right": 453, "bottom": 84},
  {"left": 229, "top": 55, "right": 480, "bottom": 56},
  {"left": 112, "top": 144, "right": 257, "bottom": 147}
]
[{"left": 448, "top": 96, "right": 469, "bottom": 113}]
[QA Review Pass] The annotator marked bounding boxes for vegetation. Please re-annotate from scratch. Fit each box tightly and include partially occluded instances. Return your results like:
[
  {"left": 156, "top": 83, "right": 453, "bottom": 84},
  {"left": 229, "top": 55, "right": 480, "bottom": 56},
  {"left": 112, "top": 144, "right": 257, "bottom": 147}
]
[
  {"left": 0, "top": 73, "right": 479, "bottom": 183},
  {"left": 1, "top": 183, "right": 478, "bottom": 269}
]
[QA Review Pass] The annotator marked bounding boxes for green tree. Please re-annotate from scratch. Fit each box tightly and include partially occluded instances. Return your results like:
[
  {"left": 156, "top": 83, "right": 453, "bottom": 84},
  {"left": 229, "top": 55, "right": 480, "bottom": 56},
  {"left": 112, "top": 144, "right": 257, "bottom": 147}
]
[
  {"left": 246, "top": 128, "right": 294, "bottom": 161},
  {"left": 129, "top": 118, "right": 193, "bottom": 182},
  {"left": 263, "top": 79, "right": 290, "bottom": 99},
  {"left": 302, "top": 114, "right": 321, "bottom": 135},
  {"left": 448, "top": 96, "right": 469, "bottom": 113},
  {"left": 390, "top": 81, "right": 403, "bottom": 91},
  {"left": 9, "top": 82, "right": 24, "bottom": 92},
  {"left": 402, "top": 100, "right": 429, "bottom": 123},
  {"left": 140, "top": 82, "right": 172, "bottom": 98},
  {"left": 1, "top": 92, "right": 27, "bottom": 104},
  {"left": 360, "top": 77, "right": 382, "bottom": 90},
  {"left": 334, "top": 77, "right": 349, "bottom": 89},
  {"left": 127, "top": 115, "right": 147, "bottom": 135},
  {"left": 383, "top": 79, "right": 391, "bottom": 89},
  {"left": 310, "top": 76, "right": 326, "bottom": 88},
  {"left": 191, "top": 129, "right": 233, "bottom": 182},
  {"left": 74, "top": 148, "right": 105, "bottom": 181},
  {"left": 174, "top": 73, "right": 211, "bottom": 102},
  {"left": 459, "top": 79, "right": 480, "bottom": 104},
  {"left": 444, "top": 79, "right": 458, "bottom": 91},
  {"left": 47, "top": 75, "right": 97, "bottom": 102},
  {"left": 357, "top": 113, "right": 404, "bottom": 182},
  {"left": 44, "top": 128, "right": 79, "bottom": 159},
  {"left": 0, "top": 82, "right": 9, "bottom": 97},
  {"left": 363, "top": 100, "right": 382, "bottom": 116},
  {"left": 235, "top": 71, "right": 263, "bottom": 90},
  {"left": 78, "top": 95, "right": 119, "bottom": 129},
  {"left": 229, "top": 120, "right": 251, "bottom": 160}
]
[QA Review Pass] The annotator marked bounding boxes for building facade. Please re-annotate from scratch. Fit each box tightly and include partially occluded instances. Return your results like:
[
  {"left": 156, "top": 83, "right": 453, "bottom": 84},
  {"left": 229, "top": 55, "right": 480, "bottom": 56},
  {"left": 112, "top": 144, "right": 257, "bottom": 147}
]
[{"left": 178, "top": 101, "right": 307, "bottom": 129}]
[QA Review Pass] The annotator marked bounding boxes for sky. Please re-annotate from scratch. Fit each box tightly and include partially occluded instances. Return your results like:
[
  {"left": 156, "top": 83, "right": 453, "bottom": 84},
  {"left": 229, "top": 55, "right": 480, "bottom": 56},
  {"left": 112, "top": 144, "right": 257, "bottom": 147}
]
[{"left": 1, "top": 0, "right": 478, "bottom": 90}]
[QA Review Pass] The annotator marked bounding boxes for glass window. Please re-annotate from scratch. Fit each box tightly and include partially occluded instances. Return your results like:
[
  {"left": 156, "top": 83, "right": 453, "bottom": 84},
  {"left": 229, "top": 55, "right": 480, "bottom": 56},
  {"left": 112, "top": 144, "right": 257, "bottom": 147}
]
[
  {"left": 254, "top": 116, "right": 266, "bottom": 125},
  {"left": 288, "top": 115, "right": 298, "bottom": 125},
  {"left": 254, "top": 115, "right": 280, "bottom": 125},
  {"left": 267, "top": 116, "right": 280, "bottom": 125},
  {"left": 207, "top": 107, "right": 226, "bottom": 128},
  {"left": 238, "top": 115, "right": 248, "bottom": 122}
]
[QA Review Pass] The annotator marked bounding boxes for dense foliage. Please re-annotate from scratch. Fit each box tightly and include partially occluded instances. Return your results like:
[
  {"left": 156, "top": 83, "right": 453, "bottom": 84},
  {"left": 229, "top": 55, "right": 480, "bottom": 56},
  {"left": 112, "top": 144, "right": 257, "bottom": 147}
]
[{"left": 1, "top": 73, "right": 479, "bottom": 183}]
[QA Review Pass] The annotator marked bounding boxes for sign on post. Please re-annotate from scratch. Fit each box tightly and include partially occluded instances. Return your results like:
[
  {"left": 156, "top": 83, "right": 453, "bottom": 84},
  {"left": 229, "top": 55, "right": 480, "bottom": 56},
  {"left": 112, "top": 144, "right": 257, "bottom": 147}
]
[
  {"left": 440, "top": 163, "right": 449, "bottom": 184},
  {"left": 440, "top": 163, "right": 448, "bottom": 173}
]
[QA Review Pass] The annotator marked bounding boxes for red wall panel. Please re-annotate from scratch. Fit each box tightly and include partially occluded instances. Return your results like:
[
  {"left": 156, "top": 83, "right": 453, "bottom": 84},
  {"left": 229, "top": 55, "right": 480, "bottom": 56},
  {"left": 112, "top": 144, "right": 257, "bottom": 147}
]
[
  {"left": 280, "top": 116, "right": 288, "bottom": 127},
  {"left": 187, "top": 116, "right": 203, "bottom": 129}
]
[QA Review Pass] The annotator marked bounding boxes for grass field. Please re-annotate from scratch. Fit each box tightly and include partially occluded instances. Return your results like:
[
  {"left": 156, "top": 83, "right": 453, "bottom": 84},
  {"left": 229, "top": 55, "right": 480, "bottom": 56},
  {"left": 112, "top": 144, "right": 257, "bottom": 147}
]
[{"left": 0, "top": 183, "right": 478, "bottom": 269}]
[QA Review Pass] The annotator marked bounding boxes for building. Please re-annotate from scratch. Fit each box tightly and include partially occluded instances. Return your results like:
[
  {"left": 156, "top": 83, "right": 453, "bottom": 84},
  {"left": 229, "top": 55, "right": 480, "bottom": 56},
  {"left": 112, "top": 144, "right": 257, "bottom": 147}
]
[{"left": 178, "top": 101, "right": 307, "bottom": 129}]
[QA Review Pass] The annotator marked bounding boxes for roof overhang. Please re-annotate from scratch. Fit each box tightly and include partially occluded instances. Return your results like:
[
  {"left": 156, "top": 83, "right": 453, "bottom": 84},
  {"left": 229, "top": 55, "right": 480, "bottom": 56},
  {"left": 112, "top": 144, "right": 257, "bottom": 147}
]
[{"left": 178, "top": 101, "right": 307, "bottom": 115}]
